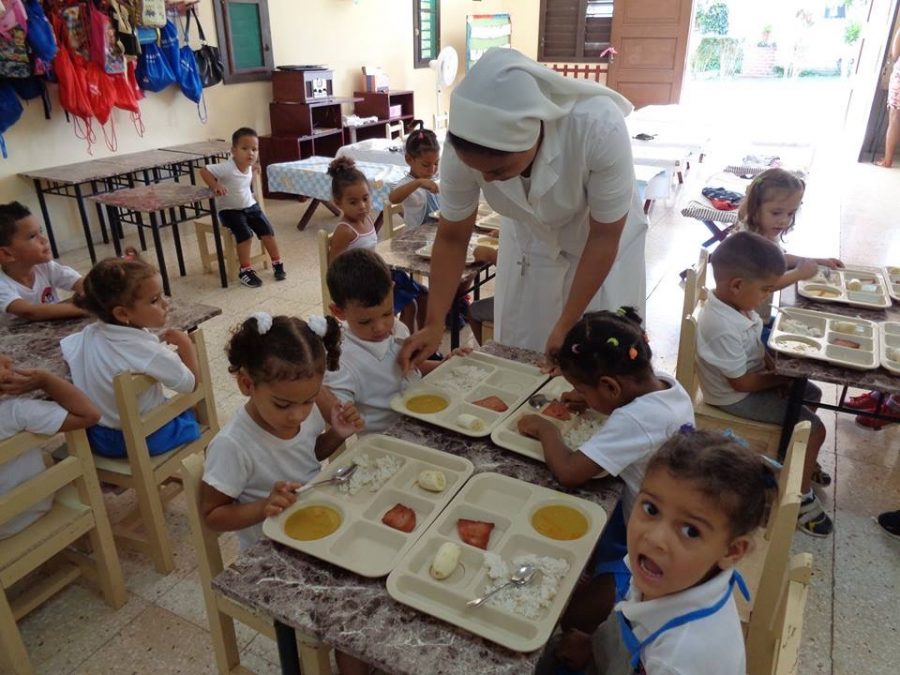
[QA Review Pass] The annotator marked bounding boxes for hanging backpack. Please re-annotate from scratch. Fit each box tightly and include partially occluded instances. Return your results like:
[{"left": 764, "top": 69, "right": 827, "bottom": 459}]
[
  {"left": 158, "top": 19, "right": 179, "bottom": 78},
  {"left": 10, "top": 75, "right": 52, "bottom": 120},
  {"left": 135, "top": 30, "right": 175, "bottom": 92},
  {"left": 111, "top": 65, "right": 144, "bottom": 136},
  {"left": 24, "top": 0, "right": 58, "bottom": 65},
  {"left": 108, "top": 0, "right": 140, "bottom": 57},
  {"left": 0, "top": 0, "right": 30, "bottom": 78},
  {"left": 0, "top": 81, "right": 24, "bottom": 158},
  {"left": 60, "top": 3, "right": 90, "bottom": 60},
  {"left": 89, "top": 2, "right": 125, "bottom": 74},
  {"left": 188, "top": 7, "right": 222, "bottom": 88},
  {"left": 139, "top": 0, "right": 166, "bottom": 28},
  {"left": 177, "top": 15, "right": 205, "bottom": 121},
  {"left": 52, "top": 14, "right": 95, "bottom": 153},
  {"left": 85, "top": 59, "right": 117, "bottom": 151}
]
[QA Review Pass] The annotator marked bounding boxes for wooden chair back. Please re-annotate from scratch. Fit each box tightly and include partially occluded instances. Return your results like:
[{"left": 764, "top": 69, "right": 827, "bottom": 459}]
[
  {"left": 675, "top": 248, "right": 709, "bottom": 399},
  {"left": 318, "top": 229, "right": 334, "bottom": 315},
  {"left": 381, "top": 202, "right": 406, "bottom": 240},
  {"left": 387, "top": 120, "right": 404, "bottom": 140}
]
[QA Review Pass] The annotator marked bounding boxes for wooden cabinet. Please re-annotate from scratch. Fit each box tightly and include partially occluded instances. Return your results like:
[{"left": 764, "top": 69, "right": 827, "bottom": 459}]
[{"left": 345, "top": 90, "right": 416, "bottom": 142}]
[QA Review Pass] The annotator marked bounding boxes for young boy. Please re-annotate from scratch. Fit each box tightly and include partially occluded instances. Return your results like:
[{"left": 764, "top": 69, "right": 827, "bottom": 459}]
[
  {"left": 0, "top": 202, "right": 87, "bottom": 321},
  {"left": 696, "top": 231, "right": 832, "bottom": 536},
  {"left": 0, "top": 353, "right": 100, "bottom": 539},
  {"left": 199, "top": 127, "right": 285, "bottom": 289},
  {"left": 320, "top": 248, "right": 447, "bottom": 433}
]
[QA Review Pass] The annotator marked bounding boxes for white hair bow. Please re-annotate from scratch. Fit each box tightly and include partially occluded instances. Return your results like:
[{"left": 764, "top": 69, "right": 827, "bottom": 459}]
[
  {"left": 307, "top": 315, "right": 328, "bottom": 338},
  {"left": 251, "top": 312, "right": 273, "bottom": 335}
]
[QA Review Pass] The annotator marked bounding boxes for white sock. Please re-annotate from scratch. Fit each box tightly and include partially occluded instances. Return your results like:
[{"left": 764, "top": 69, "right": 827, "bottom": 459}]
[{"left": 801, "top": 489, "right": 814, "bottom": 503}]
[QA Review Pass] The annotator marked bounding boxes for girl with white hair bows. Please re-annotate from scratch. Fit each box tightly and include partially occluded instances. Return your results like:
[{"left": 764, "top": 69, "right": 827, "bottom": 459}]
[{"left": 400, "top": 48, "right": 648, "bottom": 365}]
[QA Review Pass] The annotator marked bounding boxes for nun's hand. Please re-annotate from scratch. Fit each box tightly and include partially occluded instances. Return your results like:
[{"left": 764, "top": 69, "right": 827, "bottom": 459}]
[
  {"left": 542, "top": 323, "right": 568, "bottom": 374},
  {"left": 399, "top": 323, "right": 444, "bottom": 374}
]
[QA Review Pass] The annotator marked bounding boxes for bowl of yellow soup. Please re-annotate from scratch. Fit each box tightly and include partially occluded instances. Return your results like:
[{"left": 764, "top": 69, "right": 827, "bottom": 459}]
[
  {"left": 531, "top": 504, "right": 590, "bottom": 541},
  {"left": 284, "top": 504, "right": 343, "bottom": 541},
  {"left": 404, "top": 390, "right": 451, "bottom": 415}
]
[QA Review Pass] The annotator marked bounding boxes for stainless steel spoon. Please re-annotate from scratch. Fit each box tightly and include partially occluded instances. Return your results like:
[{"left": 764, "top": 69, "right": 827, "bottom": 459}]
[
  {"left": 467, "top": 564, "right": 540, "bottom": 608},
  {"left": 527, "top": 393, "right": 551, "bottom": 409},
  {"left": 294, "top": 463, "right": 358, "bottom": 495}
]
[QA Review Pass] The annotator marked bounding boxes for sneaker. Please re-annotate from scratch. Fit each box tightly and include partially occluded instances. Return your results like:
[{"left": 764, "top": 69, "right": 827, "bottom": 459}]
[
  {"left": 239, "top": 268, "right": 263, "bottom": 288},
  {"left": 855, "top": 398, "right": 900, "bottom": 430},
  {"left": 811, "top": 462, "right": 832, "bottom": 487},
  {"left": 273, "top": 261, "right": 286, "bottom": 281},
  {"left": 798, "top": 494, "right": 833, "bottom": 537},
  {"left": 876, "top": 510, "right": 900, "bottom": 539},
  {"left": 845, "top": 390, "right": 881, "bottom": 412}
]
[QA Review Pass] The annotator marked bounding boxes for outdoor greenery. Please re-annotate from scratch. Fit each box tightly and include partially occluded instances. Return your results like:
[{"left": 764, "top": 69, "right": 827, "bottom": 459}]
[
  {"left": 844, "top": 21, "right": 861, "bottom": 45},
  {"left": 695, "top": 2, "right": 729, "bottom": 36},
  {"left": 692, "top": 36, "right": 743, "bottom": 75}
]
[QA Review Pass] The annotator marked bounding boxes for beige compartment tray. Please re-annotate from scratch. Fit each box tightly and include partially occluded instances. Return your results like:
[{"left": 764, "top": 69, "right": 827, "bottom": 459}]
[
  {"left": 879, "top": 322, "right": 900, "bottom": 376},
  {"left": 390, "top": 352, "right": 548, "bottom": 438},
  {"left": 263, "top": 434, "right": 474, "bottom": 578},
  {"left": 768, "top": 308, "right": 879, "bottom": 370},
  {"left": 797, "top": 265, "right": 891, "bottom": 309},
  {"left": 386, "top": 472, "right": 608, "bottom": 652},
  {"left": 475, "top": 212, "right": 503, "bottom": 232},
  {"left": 491, "top": 377, "right": 608, "bottom": 477},
  {"left": 884, "top": 266, "right": 900, "bottom": 303}
]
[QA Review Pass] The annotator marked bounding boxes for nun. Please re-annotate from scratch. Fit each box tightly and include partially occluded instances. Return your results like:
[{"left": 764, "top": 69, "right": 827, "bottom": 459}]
[{"left": 399, "top": 48, "right": 649, "bottom": 366}]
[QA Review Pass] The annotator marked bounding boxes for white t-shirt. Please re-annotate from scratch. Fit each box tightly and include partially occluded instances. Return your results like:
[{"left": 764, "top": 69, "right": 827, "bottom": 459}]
[
  {"left": 0, "top": 399, "right": 68, "bottom": 539},
  {"left": 612, "top": 562, "right": 746, "bottom": 675},
  {"left": 696, "top": 292, "right": 766, "bottom": 406},
  {"left": 0, "top": 261, "right": 82, "bottom": 312},
  {"left": 395, "top": 173, "right": 429, "bottom": 229},
  {"left": 324, "top": 322, "right": 422, "bottom": 434},
  {"left": 579, "top": 373, "right": 694, "bottom": 517},
  {"left": 205, "top": 158, "right": 256, "bottom": 212},
  {"left": 202, "top": 405, "right": 326, "bottom": 550},
  {"left": 61, "top": 322, "right": 195, "bottom": 429}
]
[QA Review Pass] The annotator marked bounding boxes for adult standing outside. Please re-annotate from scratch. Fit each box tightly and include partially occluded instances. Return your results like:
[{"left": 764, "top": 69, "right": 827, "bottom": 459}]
[
  {"left": 399, "top": 48, "right": 648, "bottom": 368},
  {"left": 877, "top": 25, "right": 900, "bottom": 167}
]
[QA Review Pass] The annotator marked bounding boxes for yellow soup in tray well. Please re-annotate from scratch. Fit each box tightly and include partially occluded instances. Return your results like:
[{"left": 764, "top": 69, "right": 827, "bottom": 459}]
[
  {"left": 284, "top": 505, "right": 342, "bottom": 541},
  {"left": 406, "top": 394, "right": 449, "bottom": 414},
  {"left": 531, "top": 505, "right": 589, "bottom": 541}
]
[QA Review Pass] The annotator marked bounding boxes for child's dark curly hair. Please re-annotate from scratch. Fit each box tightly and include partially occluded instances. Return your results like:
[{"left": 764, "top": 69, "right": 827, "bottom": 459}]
[
  {"left": 405, "top": 120, "right": 440, "bottom": 158},
  {"left": 0, "top": 201, "right": 31, "bottom": 247},
  {"left": 554, "top": 307, "right": 653, "bottom": 385},
  {"left": 76, "top": 257, "right": 158, "bottom": 324},
  {"left": 226, "top": 315, "right": 341, "bottom": 384},
  {"left": 327, "top": 156, "right": 368, "bottom": 202},
  {"left": 646, "top": 428, "right": 779, "bottom": 538}
]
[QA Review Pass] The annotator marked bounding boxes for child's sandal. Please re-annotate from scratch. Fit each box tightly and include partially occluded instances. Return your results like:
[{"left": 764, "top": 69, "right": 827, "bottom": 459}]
[{"left": 811, "top": 462, "right": 831, "bottom": 487}]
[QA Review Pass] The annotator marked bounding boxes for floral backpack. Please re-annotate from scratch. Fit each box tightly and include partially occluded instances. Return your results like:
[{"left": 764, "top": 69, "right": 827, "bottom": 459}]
[{"left": 0, "top": 0, "right": 31, "bottom": 78}]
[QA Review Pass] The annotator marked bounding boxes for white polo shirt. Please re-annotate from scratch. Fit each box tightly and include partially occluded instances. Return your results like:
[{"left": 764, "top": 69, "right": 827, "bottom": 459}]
[
  {"left": 0, "top": 399, "right": 68, "bottom": 539},
  {"left": 324, "top": 322, "right": 422, "bottom": 434},
  {"left": 205, "top": 158, "right": 256, "bottom": 212},
  {"left": 394, "top": 174, "right": 429, "bottom": 229},
  {"left": 0, "top": 261, "right": 82, "bottom": 312},
  {"left": 61, "top": 322, "right": 195, "bottom": 429},
  {"left": 696, "top": 292, "right": 765, "bottom": 406},
  {"left": 611, "top": 563, "right": 746, "bottom": 675},
  {"left": 579, "top": 373, "right": 694, "bottom": 518},
  {"left": 203, "top": 405, "right": 326, "bottom": 550}
]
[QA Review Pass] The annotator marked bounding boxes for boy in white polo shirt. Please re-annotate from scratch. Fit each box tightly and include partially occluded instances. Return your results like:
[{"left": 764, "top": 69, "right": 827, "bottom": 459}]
[
  {"left": 0, "top": 202, "right": 87, "bottom": 321},
  {"left": 200, "top": 127, "right": 285, "bottom": 289},
  {"left": 697, "top": 231, "right": 831, "bottom": 537},
  {"left": 319, "top": 248, "right": 452, "bottom": 433}
]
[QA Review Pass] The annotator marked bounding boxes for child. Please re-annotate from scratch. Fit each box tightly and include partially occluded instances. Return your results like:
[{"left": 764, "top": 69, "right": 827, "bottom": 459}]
[
  {"left": 387, "top": 121, "right": 441, "bottom": 229},
  {"left": 697, "top": 231, "right": 832, "bottom": 536},
  {"left": 321, "top": 248, "right": 451, "bottom": 434},
  {"left": 0, "top": 354, "right": 100, "bottom": 539},
  {"left": 60, "top": 257, "right": 201, "bottom": 458},
  {"left": 542, "top": 429, "right": 775, "bottom": 675},
  {"left": 200, "top": 127, "right": 286, "bottom": 288},
  {"left": 0, "top": 201, "right": 87, "bottom": 321},
  {"left": 327, "top": 156, "right": 428, "bottom": 333},
  {"left": 517, "top": 308, "right": 694, "bottom": 634}
]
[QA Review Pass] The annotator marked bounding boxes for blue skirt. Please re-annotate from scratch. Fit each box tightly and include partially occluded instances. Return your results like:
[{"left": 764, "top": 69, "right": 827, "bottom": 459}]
[
  {"left": 391, "top": 269, "right": 425, "bottom": 313},
  {"left": 87, "top": 409, "right": 201, "bottom": 459},
  {"left": 591, "top": 500, "right": 631, "bottom": 598}
]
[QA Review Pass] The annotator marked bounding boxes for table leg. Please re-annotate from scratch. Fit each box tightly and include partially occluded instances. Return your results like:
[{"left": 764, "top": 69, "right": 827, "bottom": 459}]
[
  {"left": 32, "top": 179, "right": 59, "bottom": 259},
  {"left": 322, "top": 201, "right": 340, "bottom": 216},
  {"left": 105, "top": 206, "right": 123, "bottom": 257},
  {"left": 91, "top": 180, "right": 110, "bottom": 244},
  {"left": 778, "top": 377, "right": 808, "bottom": 460},
  {"left": 209, "top": 204, "right": 229, "bottom": 288},
  {"left": 274, "top": 620, "right": 301, "bottom": 675},
  {"left": 127, "top": 174, "right": 148, "bottom": 251},
  {"left": 296, "top": 199, "right": 321, "bottom": 231},
  {"left": 149, "top": 212, "right": 171, "bottom": 296},
  {"left": 73, "top": 183, "right": 98, "bottom": 264},
  {"left": 160, "top": 210, "right": 186, "bottom": 276}
]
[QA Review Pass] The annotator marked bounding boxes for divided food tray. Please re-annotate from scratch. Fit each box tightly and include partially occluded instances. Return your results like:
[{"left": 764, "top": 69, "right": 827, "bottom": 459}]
[
  {"left": 768, "top": 308, "right": 879, "bottom": 370},
  {"left": 386, "top": 472, "right": 608, "bottom": 652},
  {"left": 415, "top": 243, "right": 476, "bottom": 264},
  {"left": 880, "top": 322, "right": 900, "bottom": 375},
  {"left": 884, "top": 266, "right": 900, "bottom": 303},
  {"left": 263, "top": 435, "right": 474, "bottom": 578},
  {"left": 390, "top": 352, "right": 548, "bottom": 438},
  {"left": 797, "top": 265, "right": 891, "bottom": 309},
  {"left": 491, "top": 377, "right": 609, "bottom": 476}
]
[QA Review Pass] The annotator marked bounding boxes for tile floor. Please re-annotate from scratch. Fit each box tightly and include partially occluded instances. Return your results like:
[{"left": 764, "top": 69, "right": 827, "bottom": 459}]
[{"left": 4, "top": 138, "right": 899, "bottom": 675}]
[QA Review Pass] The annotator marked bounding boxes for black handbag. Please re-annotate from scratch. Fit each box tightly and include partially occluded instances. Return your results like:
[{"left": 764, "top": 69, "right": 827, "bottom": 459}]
[{"left": 188, "top": 8, "right": 223, "bottom": 87}]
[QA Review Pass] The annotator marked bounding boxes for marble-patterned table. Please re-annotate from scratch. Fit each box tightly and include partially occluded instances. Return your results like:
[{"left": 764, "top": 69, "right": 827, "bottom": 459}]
[
  {"left": 212, "top": 343, "right": 622, "bottom": 675},
  {"left": 160, "top": 139, "right": 231, "bottom": 159}
]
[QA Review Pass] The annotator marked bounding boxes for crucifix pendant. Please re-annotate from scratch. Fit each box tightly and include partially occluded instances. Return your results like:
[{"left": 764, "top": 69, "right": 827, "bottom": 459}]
[{"left": 516, "top": 254, "right": 530, "bottom": 277}]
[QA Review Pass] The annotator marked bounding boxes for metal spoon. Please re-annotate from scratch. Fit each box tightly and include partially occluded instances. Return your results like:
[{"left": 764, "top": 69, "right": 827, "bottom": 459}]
[
  {"left": 467, "top": 564, "right": 540, "bottom": 608},
  {"left": 527, "top": 393, "right": 550, "bottom": 409},
  {"left": 294, "top": 463, "right": 358, "bottom": 495}
]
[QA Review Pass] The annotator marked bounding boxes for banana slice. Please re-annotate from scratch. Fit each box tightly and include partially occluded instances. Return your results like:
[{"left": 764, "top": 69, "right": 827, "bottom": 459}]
[
  {"left": 417, "top": 470, "right": 446, "bottom": 493},
  {"left": 430, "top": 542, "right": 461, "bottom": 580}
]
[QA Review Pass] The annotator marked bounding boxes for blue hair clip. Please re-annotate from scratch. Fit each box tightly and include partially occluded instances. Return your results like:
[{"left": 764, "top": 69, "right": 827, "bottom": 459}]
[
  {"left": 722, "top": 428, "right": 749, "bottom": 448},
  {"left": 679, "top": 423, "right": 695, "bottom": 435}
]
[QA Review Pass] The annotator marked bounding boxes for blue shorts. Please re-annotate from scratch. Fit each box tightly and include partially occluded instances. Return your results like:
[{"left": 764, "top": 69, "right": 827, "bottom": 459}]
[
  {"left": 219, "top": 203, "right": 274, "bottom": 244},
  {"left": 391, "top": 269, "right": 425, "bottom": 313},
  {"left": 591, "top": 500, "right": 631, "bottom": 598},
  {"left": 87, "top": 409, "right": 201, "bottom": 458}
]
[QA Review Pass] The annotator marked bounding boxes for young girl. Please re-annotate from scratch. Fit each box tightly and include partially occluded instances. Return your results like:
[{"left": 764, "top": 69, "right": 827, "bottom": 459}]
[
  {"left": 61, "top": 257, "right": 201, "bottom": 458},
  {"left": 327, "top": 156, "right": 428, "bottom": 332},
  {"left": 518, "top": 308, "right": 695, "bottom": 633},
  {"left": 387, "top": 121, "right": 441, "bottom": 229},
  {"left": 543, "top": 429, "right": 775, "bottom": 674}
]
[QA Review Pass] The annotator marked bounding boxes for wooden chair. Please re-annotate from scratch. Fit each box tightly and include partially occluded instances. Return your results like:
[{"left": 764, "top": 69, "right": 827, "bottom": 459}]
[
  {"left": 181, "top": 454, "right": 330, "bottom": 675},
  {"left": 769, "top": 553, "right": 812, "bottom": 675},
  {"left": 381, "top": 201, "right": 406, "bottom": 240},
  {"left": 433, "top": 111, "right": 449, "bottom": 133},
  {"left": 676, "top": 248, "right": 782, "bottom": 455},
  {"left": 0, "top": 429, "right": 126, "bottom": 675},
  {"left": 317, "top": 229, "right": 334, "bottom": 315},
  {"left": 92, "top": 329, "right": 219, "bottom": 574},
  {"left": 195, "top": 173, "right": 269, "bottom": 283},
  {"left": 386, "top": 119, "right": 404, "bottom": 140}
]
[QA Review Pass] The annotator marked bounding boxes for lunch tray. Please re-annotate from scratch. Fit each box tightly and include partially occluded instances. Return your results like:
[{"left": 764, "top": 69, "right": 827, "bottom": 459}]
[
  {"left": 263, "top": 435, "right": 473, "bottom": 578},
  {"left": 884, "top": 266, "right": 900, "bottom": 303},
  {"left": 797, "top": 265, "right": 891, "bottom": 309},
  {"left": 768, "top": 308, "right": 879, "bottom": 370},
  {"left": 491, "top": 377, "right": 609, "bottom": 476},
  {"left": 386, "top": 472, "right": 608, "bottom": 652},
  {"left": 390, "top": 352, "right": 548, "bottom": 438},
  {"left": 879, "top": 322, "right": 900, "bottom": 376}
]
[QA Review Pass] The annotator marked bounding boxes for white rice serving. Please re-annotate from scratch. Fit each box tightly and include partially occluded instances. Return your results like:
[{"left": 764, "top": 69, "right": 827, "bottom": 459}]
[
  {"left": 481, "top": 552, "right": 570, "bottom": 619},
  {"left": 563, "top": 413, "right": 605, "bottom": 448},
  {"left": 439, "top": 364, "right": 491, "bottom": 393},
  {"left": 780, "top": 319, "right": 823, "bottom": 338},
  {"left": 338, "top": 453, "right": 403, "bottom": 495}
]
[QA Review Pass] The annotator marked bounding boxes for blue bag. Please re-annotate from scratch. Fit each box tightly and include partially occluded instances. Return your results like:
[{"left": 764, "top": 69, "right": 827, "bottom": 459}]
[
  {"left": 0, "top": 81, "right": 24, "bottom": 158},
  {"left": 177, "top": 16, "right": 205, "bottom": 120},
  {"left": 136, "top": 40, "right": 175, "bottom": 92},
  {"left": 24, "top": 0, "right": 57, "bottom": 63},
  {"left": 159, "top": 19, "right": 180, "bottom": 78}
]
